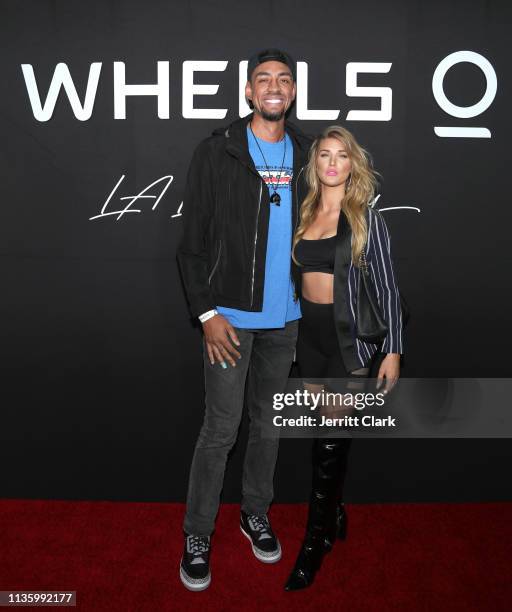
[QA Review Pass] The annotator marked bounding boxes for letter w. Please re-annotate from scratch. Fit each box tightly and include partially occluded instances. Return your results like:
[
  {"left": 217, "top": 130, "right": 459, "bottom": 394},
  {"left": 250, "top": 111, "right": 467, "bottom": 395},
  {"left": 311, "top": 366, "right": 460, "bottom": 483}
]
[{"left": 21, "top": 62, "right": 102, "bottom": 122}]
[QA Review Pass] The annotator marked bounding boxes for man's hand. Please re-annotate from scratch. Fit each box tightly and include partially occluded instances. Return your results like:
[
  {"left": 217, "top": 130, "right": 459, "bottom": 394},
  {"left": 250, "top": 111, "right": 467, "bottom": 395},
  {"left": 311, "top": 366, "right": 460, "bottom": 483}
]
[
  {"left": 376, "top": 353, "right": 401, "bottom": 395},
  {"left": 202, "top": 315, "right": 241, "bottom": 367}
]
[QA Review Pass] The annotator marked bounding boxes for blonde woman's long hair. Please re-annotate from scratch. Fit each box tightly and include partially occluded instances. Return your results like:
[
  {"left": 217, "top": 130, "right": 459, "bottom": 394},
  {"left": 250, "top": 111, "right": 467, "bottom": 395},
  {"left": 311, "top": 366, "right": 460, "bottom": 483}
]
[{"left": 292, "top": 125, "right": 380, "bottom": 266}]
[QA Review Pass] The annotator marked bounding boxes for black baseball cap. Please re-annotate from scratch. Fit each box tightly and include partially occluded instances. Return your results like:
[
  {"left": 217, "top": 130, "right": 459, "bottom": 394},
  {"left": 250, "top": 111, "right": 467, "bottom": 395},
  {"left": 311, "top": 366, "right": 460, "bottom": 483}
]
[{"left": 247, "top": 48, "right": 296, "bottom": 82}]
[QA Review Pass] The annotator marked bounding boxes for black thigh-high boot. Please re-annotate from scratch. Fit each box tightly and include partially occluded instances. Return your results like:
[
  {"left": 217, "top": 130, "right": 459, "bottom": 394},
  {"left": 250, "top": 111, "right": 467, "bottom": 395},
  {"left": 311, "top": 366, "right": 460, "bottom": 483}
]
[
  {"left": 323, "top": 436, "right": 352, "bottom": 550},
  {"left": 284, "top": 437, "right": 347, "bottom": 591}
]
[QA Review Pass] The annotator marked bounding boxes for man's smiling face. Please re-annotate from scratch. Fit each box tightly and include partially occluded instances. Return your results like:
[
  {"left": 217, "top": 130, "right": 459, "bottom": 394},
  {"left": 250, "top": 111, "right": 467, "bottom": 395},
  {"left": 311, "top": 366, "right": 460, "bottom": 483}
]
[{"left": 245, "top": 60, "right": 296, "bottom": 122}]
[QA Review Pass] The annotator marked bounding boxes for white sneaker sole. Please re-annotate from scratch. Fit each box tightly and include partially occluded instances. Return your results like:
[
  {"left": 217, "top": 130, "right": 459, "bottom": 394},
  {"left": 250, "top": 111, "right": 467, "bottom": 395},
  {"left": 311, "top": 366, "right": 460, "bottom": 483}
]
[
  {"left": 180, "top": 561, "right": 211, "bottom": 591},
  {"left": 240, "top": 524, "right": 282, "bottom": 563}
]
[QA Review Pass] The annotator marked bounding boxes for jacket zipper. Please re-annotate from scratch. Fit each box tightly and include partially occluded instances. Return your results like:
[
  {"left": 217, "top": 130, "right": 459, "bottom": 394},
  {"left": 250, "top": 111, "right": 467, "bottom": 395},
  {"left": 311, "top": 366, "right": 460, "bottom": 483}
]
[
  {"left": 208, "top": 240, "right": 222, "bottom": 284},
  {"left": 292, "top": 165, "right": 305, "bottom": 303},
  {"left": 294, "top": 166, "right": 305, "bottom": 233},
  {"left": 250, "top": 181, "right": 263, "bottom": 307}
]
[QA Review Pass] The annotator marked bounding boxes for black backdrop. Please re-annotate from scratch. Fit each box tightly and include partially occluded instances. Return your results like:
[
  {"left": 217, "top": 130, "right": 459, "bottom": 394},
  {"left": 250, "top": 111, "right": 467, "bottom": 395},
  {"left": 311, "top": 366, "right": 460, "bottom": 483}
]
[{"left": 1, "top": 0, "right": 511, "bottom": 504}]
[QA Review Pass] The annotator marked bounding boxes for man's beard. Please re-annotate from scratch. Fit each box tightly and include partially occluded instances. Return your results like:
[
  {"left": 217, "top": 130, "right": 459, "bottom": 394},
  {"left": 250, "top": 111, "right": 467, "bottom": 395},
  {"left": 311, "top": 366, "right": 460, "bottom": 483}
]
[{"left": 259, "top": 108, "right": 286, "bottom": 122}]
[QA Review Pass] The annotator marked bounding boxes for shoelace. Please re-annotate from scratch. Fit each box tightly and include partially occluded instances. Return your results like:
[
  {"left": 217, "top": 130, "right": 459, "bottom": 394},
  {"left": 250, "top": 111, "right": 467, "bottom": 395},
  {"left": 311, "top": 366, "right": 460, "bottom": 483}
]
[
  {"left": 187, "top": 535, "right": 209, "bottom": 556},
  {"left": 248, "top": 514, "right": 271, "bottom": 534}
]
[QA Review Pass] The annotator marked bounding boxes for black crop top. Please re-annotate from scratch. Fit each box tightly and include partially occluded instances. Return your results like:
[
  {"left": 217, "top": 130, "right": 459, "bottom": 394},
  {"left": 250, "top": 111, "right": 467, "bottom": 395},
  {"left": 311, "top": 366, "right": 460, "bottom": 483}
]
[{"left": 294, "top": 235, "right": 336, "bottom": 274}]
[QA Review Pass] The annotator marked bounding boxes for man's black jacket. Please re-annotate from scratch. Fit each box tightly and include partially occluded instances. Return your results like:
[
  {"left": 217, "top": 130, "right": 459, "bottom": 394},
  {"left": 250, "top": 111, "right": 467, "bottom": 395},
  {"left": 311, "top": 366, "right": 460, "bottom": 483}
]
[{"left": 177, "top": 113, "right": 313, "bottom": 318}]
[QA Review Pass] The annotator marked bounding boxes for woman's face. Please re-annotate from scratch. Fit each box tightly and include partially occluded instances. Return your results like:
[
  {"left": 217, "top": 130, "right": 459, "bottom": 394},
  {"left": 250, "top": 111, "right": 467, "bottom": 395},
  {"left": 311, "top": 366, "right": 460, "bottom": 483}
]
[{"left": 315, "top": 137, "right": 352, "bottom": 188}]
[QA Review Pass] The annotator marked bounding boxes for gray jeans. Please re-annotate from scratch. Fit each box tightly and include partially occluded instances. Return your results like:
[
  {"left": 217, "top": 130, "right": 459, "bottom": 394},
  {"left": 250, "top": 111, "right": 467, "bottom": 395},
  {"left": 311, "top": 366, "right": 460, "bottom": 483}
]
[{"left": 183, "top": 319, "right": 299, "bottom": 536}]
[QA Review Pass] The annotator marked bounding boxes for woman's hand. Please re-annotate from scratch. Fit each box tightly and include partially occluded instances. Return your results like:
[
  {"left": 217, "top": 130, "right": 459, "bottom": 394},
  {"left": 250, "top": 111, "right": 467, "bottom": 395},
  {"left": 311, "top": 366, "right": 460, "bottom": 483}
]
[{"left": 376, "top": 353, "right": 401, "bottom": 395}]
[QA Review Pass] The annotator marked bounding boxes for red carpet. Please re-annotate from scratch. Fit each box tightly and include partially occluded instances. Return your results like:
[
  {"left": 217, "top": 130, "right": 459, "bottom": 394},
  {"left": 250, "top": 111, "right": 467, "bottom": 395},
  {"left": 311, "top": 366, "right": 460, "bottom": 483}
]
[{"left": 1, "top": 500, "right": 511, "bottom": 611}]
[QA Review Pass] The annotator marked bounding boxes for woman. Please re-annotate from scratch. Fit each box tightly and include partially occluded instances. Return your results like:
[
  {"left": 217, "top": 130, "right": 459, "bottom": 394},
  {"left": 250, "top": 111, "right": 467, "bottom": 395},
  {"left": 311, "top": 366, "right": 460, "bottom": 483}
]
[{"left": 284, "top": 125, "right": 404, "bottom": 591}]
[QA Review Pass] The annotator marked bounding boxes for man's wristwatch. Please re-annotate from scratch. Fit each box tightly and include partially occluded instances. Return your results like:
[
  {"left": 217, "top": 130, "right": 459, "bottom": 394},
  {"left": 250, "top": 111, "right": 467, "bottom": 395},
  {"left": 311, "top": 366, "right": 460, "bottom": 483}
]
[{"left": 198, "top": 309, "right": 218, "bottom": 323}]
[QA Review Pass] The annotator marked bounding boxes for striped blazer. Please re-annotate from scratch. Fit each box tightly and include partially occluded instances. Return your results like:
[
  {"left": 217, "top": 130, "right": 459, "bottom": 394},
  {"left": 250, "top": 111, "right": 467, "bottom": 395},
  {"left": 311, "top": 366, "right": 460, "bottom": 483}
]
[{"left": 347, "top": 206, "right": 404, "bottom": 368}]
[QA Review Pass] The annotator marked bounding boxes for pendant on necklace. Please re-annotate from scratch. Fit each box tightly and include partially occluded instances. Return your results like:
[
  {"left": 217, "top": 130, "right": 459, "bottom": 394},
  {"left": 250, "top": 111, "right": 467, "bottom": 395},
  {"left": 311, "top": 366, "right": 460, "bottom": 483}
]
[{"left": 270, "top": 192, "right": 281, "bottom": 205}]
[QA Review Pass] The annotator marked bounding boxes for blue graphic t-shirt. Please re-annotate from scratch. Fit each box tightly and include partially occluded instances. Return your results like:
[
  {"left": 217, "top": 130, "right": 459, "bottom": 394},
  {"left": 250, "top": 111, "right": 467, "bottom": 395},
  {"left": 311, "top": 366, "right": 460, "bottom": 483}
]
[{"left": 216, "top": 127, "right": 301, "bottom": 328}]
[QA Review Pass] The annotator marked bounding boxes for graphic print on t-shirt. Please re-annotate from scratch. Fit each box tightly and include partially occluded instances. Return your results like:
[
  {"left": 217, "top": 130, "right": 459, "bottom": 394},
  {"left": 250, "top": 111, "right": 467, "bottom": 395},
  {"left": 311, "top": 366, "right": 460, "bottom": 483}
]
[{"left": 258, "top": 168, "right": 293, "bottom": 191}]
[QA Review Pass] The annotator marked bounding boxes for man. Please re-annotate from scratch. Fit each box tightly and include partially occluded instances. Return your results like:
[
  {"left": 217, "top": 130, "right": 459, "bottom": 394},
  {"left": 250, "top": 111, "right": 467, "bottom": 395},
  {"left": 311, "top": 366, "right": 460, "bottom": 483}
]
[{"left": 177, "top": 48, "right": 312, "bottom": 591}]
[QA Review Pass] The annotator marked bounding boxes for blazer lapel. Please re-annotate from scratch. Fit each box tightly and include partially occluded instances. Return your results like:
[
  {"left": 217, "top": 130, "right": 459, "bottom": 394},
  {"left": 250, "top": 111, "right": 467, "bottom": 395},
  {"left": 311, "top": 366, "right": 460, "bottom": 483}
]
[{"left": 333, "top": 209, "right": 361, "bottom": 373}]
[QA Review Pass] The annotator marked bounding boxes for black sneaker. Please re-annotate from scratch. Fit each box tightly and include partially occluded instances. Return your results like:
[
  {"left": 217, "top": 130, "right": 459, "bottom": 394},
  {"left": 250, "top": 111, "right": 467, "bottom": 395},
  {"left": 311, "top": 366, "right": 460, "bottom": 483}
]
[
  {"left": 179, "top": 534, "right": 211, "bottom": 591},
  {"left": 240, "top": 511, "right": 282, "bottom": 563}
]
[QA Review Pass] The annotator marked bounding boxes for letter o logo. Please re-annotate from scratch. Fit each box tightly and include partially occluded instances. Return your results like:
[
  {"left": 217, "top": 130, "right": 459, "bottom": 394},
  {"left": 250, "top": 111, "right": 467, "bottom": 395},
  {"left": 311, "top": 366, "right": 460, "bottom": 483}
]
[{"left": 432, "top": 50, "right": 497, "bottom": 119}]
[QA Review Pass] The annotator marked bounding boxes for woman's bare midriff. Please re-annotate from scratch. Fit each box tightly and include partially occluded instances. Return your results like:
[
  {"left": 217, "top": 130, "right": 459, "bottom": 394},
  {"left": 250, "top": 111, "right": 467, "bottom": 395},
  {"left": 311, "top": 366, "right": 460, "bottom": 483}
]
[{"left": 301, "top": 271, "right": 334, "bottom": 304}]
